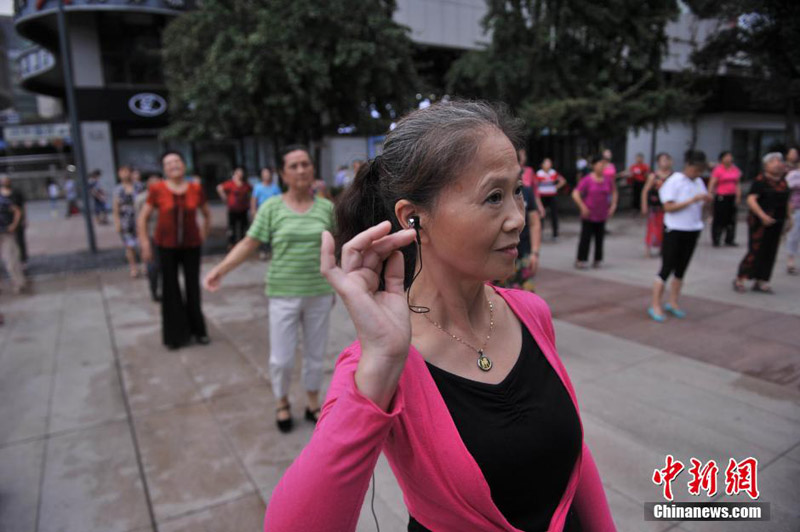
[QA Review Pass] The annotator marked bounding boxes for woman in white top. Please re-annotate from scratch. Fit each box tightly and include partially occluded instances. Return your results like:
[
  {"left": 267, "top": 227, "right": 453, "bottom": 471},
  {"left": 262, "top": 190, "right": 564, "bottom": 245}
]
[
  {"left": 648, "top": 150, "right": 712, "bottom": 322},
  {"left": 535, "top": 158, "right": 566, "bottom": 239}
]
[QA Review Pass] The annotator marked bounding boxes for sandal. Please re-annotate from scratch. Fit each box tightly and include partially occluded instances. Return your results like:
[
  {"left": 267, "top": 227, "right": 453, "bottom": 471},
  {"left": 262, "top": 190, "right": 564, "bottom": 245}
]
[
  {"left": 752, "top": 283, "right": 774, "bottom": 294},
  {"left": 647, "top": 307, "right": 665, "bottom": 323},
  {"left": 664, "top": 304, "right": 686, "bottom": 319},
  {"left": 732, "top": 279, "right": 746, "bottom": 293},
  {"left": 276, "top": 404, "right": 293, "bottom": 433},
  {"left": 305, "top": 407, "right": 321, "bottom": 424}
]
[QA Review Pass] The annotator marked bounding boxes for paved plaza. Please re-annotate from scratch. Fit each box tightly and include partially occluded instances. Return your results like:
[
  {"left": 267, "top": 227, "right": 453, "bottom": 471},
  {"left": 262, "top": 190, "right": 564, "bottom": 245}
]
[{"left": 0, "top": 209, "right": 799, "bottom": 532}]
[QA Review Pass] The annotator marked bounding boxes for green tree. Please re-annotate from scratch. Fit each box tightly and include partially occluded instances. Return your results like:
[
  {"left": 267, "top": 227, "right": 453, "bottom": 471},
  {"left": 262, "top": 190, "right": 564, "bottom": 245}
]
[
  {"left": 161, "top": 0, "right": 419, "bottom": 143},
  {"left": 686, "top": 0, "right": 800, "bottom": 145},
  {"left": 447, "top": 0, "right": 699, "bottom": 144}
]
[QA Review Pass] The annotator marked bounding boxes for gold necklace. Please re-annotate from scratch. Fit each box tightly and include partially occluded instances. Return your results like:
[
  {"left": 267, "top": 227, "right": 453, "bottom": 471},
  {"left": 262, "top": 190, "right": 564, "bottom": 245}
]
[{"left": 422, "top": 296, "right": 495, "bottom": 372}]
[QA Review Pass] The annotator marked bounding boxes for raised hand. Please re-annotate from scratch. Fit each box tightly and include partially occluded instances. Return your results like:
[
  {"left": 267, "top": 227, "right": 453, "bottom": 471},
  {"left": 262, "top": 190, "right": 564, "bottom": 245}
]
[
  {"left": 320, "top": 221, "right": 417, "bottom": 410},
  {"left": 321, "top": 221, "right": 417, "bottom": 357}
]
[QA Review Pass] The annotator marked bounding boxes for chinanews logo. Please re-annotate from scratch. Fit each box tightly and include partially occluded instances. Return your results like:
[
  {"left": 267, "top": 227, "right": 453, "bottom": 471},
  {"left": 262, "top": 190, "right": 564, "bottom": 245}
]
[
  {"left": 644, "top": 455, "right": 771, "bottom": 522},
  {"left": 129, "top": 93, "right": 167, "bottom": 118}
]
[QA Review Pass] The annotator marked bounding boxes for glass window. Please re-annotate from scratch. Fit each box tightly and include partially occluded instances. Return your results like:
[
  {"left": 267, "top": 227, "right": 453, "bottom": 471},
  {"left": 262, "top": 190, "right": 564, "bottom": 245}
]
[
  {"left": 98, "top": 12, "right": 166, "bottom": 86},
  {"left": 116, "top": 138, "right": 163, "bottom": 173},
  {"left": 732, "top": 128, "right": 786, "bottom": 180}
]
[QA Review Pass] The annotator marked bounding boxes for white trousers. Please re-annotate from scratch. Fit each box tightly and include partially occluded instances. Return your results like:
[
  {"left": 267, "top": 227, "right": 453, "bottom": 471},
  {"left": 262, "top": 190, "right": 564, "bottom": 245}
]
[
  {"left": 0, "top": 233, "right": 24, "bottom": 292},
  {"left": 268, "top": 294, "right": 334, "bottom": 400}
]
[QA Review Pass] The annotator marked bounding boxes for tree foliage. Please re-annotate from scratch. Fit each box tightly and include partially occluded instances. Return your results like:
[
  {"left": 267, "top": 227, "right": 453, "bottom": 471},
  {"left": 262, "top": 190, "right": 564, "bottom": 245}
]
[
  {"left": 161, "top": 0, "right": 419, "bottom": 142},
  {"left": 447, "top": 0, "right": 700, "bottom": 140},
  {"left": 685, "top": 0, "right": 800, "bottom": 143}
]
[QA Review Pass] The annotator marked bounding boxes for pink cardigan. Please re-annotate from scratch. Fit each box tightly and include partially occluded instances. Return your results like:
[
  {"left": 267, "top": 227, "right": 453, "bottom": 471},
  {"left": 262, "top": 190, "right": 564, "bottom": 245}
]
[{"left": 264, "top": 286, "right": 617, "bottom": 532}]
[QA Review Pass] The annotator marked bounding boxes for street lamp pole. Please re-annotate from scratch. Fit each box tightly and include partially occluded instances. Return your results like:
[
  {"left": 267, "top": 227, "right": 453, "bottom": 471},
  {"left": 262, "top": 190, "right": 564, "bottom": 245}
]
[{"left": 56, "top": 0, "right": 97, "bottom": 253}]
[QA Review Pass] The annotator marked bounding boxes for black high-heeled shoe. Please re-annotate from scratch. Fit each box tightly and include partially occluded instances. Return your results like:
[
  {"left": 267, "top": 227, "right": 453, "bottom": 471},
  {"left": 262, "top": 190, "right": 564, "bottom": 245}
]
[
  {"left": 305, "top": 407, "right": 321, "bottom": 424},
  {"left": 276, "top": 404, "right": 293, "bottom": 433}
]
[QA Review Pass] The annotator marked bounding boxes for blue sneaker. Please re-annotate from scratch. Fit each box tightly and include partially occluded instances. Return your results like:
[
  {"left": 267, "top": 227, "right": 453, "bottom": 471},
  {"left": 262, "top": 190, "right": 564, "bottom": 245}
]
[
  {"left": 664, "top": 304, "right": 686, "bottom": 318},
  {"left": 647, "top": 307, "right": 665, "bottom": 323}
]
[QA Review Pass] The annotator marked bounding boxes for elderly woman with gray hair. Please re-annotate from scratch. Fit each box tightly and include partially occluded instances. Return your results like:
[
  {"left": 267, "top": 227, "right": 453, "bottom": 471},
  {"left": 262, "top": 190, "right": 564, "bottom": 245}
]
[
  {"left": 733, "top": 152, "right": 793, "bottom": 293},
  {"left": 263, "top": 100, "right": 616, "bottom": 532}
]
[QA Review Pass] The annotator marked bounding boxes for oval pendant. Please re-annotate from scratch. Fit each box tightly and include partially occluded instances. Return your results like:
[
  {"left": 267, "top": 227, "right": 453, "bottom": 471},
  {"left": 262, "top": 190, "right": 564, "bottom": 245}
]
[{"left": 477, "top": 350, "right": 493, "bottom": 372}]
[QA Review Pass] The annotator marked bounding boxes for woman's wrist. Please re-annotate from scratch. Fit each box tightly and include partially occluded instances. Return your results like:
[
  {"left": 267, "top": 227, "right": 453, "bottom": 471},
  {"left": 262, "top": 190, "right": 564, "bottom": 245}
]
[
  {"left": 355, "top": 350, "right": 407, "bottom": 411},
  {"left": 215, "top": 258, "right": 235, "bottom": 278}
]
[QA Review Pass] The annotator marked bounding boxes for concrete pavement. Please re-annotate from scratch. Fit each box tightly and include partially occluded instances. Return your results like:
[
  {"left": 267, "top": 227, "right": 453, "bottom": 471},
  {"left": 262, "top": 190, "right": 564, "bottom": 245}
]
[
  {"left": 18, "top": 200, "right": 232, "bottom": 277},
  {"left": 0, "top": 213, "right": 798, "bottom": 532}
]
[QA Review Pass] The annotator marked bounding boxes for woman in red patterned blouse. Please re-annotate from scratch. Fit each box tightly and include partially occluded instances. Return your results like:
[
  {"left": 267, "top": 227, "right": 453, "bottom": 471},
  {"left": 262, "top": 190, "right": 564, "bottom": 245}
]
[{"left": 138, "top": 151, "right": 212, "bottom": 350}]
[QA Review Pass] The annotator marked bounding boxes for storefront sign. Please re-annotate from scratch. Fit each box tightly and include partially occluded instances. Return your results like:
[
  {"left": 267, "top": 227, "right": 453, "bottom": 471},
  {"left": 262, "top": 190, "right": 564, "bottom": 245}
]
[
  {"left": 17, "top": 46, "right": 56, "bottom": 81},
  {"left": 75, "top": 89, "right": 170, "bottom": 123},
  {"left": 129, "top": 93, "right": 167, "bottom": 117},
  {"left": 2, "top": 123, "right": 71, "bottom": 145}
]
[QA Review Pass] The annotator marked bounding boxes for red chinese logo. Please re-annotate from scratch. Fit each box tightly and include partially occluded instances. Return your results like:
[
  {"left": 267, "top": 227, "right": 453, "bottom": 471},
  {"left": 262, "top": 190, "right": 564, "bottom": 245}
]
[
  {"left": 687, "top": 458, "right": 719, "bottom": 497},
  {"left": 724, "top": 457, "right": 760, "bottom": 500},
  {"left": 652, "top": 454, "right": 684, "bottom": 501},
  {"left": 653, "top": 455, "right": 760, "bottom": 501}
]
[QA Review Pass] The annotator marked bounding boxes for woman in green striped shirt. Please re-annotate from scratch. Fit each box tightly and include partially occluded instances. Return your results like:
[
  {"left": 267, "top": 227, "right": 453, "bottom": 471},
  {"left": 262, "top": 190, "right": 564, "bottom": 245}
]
[{"left": 204, "top": 145, "right": 335, "bottom": 433}]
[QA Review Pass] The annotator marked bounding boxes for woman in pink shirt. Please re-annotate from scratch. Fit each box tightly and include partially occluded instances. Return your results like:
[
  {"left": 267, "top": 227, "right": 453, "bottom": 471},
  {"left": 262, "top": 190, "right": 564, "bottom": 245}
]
[
  {"left": 708, "top": 151, "right": 742, "bottom": 247},
  {"left": 601, "top": 149, "right": 618, "bottom": 182},
  {"left": 572, "top": 155, "right": 618, "bottom": 269},
  {"left": 263, "top": 101, "right": 616, "bottom": 532}
]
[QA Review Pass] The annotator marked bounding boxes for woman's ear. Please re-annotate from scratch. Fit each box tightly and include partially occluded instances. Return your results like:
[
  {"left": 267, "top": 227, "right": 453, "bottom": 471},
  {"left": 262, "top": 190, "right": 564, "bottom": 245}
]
[
  {"left": 394, "top": 199, "right": 419, "bottom": 231},
  {"left": 395, "top": 199, "right": 430, "bottom": 244}
]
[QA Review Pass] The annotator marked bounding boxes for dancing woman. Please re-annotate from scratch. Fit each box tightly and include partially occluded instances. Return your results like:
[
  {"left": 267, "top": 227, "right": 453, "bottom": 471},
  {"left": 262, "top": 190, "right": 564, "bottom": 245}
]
[
  {"left": 648, "top": 150, "right": 711, "bottom": 322},
  {"left": 138, "top": 151, "right": 211, "bottom": 349},
  {"left": 204, "top": 146, "right": 336, "bottom": 432},
  {"left": 734, "top": 152, "right": 792, "bottom": 293},
  {"left": 708, "top": 151, "right": 742, "bottom": 247},
  {"left": 640, "top": 153, "right": 673, "bottom": 257}
]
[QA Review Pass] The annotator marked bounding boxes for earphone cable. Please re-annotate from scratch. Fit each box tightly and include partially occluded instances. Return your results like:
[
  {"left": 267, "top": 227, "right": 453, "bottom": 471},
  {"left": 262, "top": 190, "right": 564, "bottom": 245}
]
[
  {"left": 407, "top": 227, "right": 429, "bottom": 314},
  {"left": 371, "top": 471, "right": 380, "bottom": 532}
]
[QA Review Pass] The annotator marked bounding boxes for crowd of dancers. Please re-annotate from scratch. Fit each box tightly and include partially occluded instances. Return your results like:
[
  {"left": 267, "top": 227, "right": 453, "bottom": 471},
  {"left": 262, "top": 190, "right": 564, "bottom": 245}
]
[
  {"left": 72, "top": 109, "right": 797, "bottom": 431},
  {"left": 512, "top": 145, "right": 798, "bottom": 323}
]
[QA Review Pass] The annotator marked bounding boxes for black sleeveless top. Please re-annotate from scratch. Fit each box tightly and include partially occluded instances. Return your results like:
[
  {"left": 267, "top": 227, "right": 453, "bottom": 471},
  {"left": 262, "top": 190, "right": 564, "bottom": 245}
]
[
  {"left": 408, "top": 322, "right": 583, "bottom": 531},
  {"left": 648, "top": 176, "right": 665, "bottom": 207}
]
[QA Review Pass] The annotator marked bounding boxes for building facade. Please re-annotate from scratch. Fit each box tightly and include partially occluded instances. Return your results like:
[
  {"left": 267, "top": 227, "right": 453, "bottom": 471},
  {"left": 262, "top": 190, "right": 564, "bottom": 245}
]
[
  {"left": 11, "top": 0, "right": 792, "bottom": 196},
  {"left": 12, "top": 0, "right": 278, "bottom": 199},
  {"left": 1, "top": 14, "right": 71, "bottom": 199},
  {"left": 625, "top": 13, "right": 796, "bottom": 179},
  {"left": 327, "top": 4, "right": 794, "bottom": 184},
  {"left": 0, "top": 28, "right": 11, "bottom": 111}
]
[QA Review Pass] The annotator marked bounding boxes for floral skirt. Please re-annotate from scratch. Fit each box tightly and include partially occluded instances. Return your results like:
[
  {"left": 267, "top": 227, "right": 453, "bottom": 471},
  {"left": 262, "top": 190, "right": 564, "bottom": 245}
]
[{"left": 646, "top": 208, "right": 665, "bottom": 248}]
